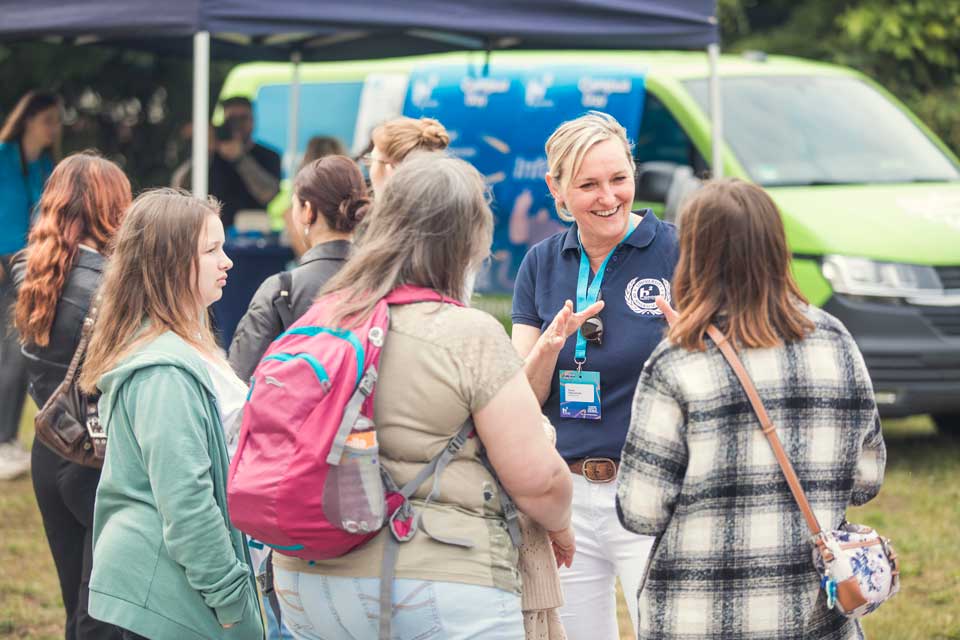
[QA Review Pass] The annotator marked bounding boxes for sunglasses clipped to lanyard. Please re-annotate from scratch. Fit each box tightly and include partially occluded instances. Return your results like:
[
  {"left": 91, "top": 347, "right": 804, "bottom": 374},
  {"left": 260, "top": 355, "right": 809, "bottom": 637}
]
[{"left": 580, "top": 288, "right": 603, "bottom": 345}]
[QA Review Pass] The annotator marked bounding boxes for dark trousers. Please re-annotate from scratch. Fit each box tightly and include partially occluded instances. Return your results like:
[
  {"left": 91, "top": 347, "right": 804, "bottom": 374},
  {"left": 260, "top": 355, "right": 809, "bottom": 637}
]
[
  {"left": 0, "top": 255, "right": 27, "bottom": 444},
  {"left": 31, "top": 439, "right": 123, "bottom": 640},
  {"left": 121, "top": 630, "right": 149, "bottom": 640}
]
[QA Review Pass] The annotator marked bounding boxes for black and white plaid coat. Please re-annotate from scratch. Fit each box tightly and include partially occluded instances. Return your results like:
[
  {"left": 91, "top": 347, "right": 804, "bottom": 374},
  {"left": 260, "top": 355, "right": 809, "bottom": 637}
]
[{"left": 617, "top": 306, "right": 885, "bottom": 640}]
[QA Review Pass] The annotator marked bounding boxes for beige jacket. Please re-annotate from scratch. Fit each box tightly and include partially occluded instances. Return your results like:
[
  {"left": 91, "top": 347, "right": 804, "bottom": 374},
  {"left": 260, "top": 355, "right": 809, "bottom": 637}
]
[{"left": 518, "top": 421, "right": 567, "bottom": 640}]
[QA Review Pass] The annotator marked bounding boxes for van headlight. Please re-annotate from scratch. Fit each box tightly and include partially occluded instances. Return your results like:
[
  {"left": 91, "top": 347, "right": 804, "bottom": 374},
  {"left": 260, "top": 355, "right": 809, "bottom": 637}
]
[{"left": 821, "top": 255, "right": 942, "bottom": 297}]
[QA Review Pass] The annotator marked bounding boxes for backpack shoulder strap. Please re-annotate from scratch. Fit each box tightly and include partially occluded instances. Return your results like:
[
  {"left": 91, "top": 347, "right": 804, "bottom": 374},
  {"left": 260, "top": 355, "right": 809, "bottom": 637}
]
[
  {"left": 654, "top": 296, "right": 823, "bottom": 537},
  {"left": 273, "top": 270, "right": 295, "bottom": 330},
  {"left": 383, "top": 284, "right": 465, "bottom": 308},
  {"left": 378, "top": 419, "right": 484, "bottom": 640},
  {"left": 478, "top": 453, "right": 522, "bottom": 547}
]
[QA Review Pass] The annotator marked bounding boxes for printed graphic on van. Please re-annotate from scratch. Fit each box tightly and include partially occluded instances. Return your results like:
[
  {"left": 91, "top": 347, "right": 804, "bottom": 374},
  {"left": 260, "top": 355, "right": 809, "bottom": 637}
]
[
  {"left": 896, "top": 191, "right": 960, "bottom": 232},
  {"left": 403, "top": 64, "right": 645, "bottom": 292}
]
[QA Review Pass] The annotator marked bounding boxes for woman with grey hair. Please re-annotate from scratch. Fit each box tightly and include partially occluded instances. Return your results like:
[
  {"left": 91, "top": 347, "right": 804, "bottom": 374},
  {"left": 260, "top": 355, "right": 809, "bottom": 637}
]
[
  {"left": 511, "top": 111, "right": 680, "bottom": 639},
  {"left": 271, "top": 153, "right": 574, "bottom": 638}
]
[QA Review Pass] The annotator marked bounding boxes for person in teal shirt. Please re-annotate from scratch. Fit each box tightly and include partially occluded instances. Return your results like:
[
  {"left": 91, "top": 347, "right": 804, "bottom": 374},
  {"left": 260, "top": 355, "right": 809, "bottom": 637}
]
[
  {"left": 0, "top": 90, "right": 59, "bottom": 256},
  {"left": 0, "top": 90, "right": 59, "bottom": 482},
  {"left": 79, "top": 189, "right": 263, "bottom": 640}
]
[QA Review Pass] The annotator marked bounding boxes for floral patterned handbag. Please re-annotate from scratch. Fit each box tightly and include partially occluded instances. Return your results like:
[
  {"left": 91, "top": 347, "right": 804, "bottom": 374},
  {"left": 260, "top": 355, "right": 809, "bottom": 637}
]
[{"left": 656, "top": 298, "right": 900, "bottom": 618}]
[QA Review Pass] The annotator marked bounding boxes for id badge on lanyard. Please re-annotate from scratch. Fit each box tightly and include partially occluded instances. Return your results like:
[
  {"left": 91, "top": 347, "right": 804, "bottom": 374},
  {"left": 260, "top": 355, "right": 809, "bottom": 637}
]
[
  {"left": 558, "top": 219, "right": 635, "bottom": 421},
  {"left": 559, "top": 369, "right": 601, "bottom": 420}
]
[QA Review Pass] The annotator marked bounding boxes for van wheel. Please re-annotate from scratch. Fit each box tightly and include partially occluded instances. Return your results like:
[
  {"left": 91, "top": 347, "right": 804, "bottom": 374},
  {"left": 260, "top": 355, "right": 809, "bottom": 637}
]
[{"left": 933, "top": 414, "right": 960, "bottom": 437}]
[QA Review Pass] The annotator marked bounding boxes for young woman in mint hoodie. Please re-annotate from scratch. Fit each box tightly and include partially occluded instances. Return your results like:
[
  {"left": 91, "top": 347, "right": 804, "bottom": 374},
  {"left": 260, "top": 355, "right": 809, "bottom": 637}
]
[{"left": 79, "top": 189, "right": 263, "bottom": 640}]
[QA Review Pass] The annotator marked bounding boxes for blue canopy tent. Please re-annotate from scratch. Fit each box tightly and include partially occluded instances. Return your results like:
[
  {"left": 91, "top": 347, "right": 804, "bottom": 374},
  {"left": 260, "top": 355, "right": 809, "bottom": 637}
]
[
  {"left": 2, "top": 0, "right": 721, "bottom": 341},
  {"left": 0, "top": 0, "right": 722, "bottom": 194},
  {"left": 1, "top": 1, "right": 717, "bottom": 50}
]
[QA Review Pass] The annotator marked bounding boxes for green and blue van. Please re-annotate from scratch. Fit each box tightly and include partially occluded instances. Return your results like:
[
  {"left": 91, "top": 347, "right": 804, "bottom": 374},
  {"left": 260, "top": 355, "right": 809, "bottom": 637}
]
[{"left": 219, "top": 50, "right": 960, "bottom": 429}]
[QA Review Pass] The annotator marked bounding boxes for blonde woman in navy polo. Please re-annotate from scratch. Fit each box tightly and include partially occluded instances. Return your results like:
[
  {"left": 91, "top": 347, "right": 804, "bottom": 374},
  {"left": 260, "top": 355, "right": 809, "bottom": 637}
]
[{"left": 512, "top": 112, "right": 679, "bottom": 640}]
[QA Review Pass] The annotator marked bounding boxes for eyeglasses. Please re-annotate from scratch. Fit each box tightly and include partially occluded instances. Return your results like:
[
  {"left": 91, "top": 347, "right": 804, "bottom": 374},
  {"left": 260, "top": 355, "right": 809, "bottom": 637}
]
[{"left": 361, "top": 153, "right": 390, "bottom": 168}]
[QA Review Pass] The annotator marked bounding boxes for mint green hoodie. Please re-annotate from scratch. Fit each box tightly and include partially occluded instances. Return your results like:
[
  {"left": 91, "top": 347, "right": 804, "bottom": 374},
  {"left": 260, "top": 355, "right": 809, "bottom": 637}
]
[{"left": 89, "top": 332, "right": 263, "bottom": 640}]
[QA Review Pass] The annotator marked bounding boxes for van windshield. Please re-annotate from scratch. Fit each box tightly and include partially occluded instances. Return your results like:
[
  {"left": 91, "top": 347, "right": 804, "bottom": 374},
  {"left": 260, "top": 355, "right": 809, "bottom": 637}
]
[{"left": 683, "top": 75, "right": 960, "bottom": 186}]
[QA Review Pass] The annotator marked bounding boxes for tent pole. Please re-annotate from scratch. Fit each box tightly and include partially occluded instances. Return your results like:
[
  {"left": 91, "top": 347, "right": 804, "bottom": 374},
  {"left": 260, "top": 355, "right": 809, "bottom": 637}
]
[
  {"left": 707, "top": 42, "right": 723, "bottom": 179},
  {"left": 286, "top": 51, "right": 303, "bottom": 177},
  {"left": 192, "top": 31, "right": 211, "bottom": 197}
]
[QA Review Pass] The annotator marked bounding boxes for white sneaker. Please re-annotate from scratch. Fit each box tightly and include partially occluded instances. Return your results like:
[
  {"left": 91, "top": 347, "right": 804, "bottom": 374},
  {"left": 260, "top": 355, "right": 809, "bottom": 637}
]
[{"left": 0, "top": 441, "right": 31, "bottom": 481}]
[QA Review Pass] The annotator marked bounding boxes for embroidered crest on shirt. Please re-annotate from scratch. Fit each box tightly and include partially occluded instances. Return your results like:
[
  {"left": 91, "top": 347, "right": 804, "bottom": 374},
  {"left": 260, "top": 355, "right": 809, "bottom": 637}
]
[{"left": 625, "top": 277, "right": 671, "bottom": 315}]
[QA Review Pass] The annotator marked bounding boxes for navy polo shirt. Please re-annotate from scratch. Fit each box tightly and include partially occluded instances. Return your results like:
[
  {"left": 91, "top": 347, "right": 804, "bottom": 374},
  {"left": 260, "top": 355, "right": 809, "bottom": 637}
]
[{"left": 512, "top": 211, "right": 679, "bottom": 461}]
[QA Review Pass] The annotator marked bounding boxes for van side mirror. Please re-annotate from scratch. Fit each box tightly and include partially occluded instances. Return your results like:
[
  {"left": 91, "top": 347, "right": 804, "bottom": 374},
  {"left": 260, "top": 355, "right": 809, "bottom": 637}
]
[
  {"left": 663, "top": 166, "right": 702, "bottom": 225},
  {"left": 635, "top": 161, "right": 679, "bottom": 203}
]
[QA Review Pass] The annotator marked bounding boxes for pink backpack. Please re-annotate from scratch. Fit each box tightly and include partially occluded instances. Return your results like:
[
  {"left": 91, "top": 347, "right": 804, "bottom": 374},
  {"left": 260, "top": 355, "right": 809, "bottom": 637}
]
[{"left": 227, "top": 284, "right": 520, "bottom": 565}]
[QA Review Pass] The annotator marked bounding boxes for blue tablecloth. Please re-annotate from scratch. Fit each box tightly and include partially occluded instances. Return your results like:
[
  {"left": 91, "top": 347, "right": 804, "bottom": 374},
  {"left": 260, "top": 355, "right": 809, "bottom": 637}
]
[{"left": 212, "top": 240, "right": 294, "bottom": 348}]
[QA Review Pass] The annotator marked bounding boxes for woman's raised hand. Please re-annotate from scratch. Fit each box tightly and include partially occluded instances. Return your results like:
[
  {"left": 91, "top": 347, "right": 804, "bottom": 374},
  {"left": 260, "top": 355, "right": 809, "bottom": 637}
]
[{"left": 538, "top": 299, "right": 605, "bottom": 354}]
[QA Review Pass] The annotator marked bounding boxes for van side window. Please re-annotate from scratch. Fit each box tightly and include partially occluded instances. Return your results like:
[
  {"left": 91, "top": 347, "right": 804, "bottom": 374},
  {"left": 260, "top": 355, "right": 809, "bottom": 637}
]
[{"left": 635, "top": 92, "right": 705, "bottom": 172}]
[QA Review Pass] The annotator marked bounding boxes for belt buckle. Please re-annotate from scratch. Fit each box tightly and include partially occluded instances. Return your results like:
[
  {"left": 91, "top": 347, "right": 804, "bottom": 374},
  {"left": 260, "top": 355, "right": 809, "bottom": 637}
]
[{"left": 582, "top": 457, "right": 617, "bottom": 483}]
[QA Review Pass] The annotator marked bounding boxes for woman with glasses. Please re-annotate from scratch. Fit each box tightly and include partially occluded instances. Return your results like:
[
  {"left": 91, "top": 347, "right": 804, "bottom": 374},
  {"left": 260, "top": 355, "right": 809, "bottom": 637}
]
[
  {"left": 362, "top": 116, "right": 449, "bottom": 193},
  {"left": 511, "top": 111, "right": 679, "bottom": 640}
]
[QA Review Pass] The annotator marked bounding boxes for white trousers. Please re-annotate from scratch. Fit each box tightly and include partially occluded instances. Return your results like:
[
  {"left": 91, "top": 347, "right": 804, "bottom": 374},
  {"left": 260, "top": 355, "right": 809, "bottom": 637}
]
[{"left": 558, "top": 474, "right": 655, "bottom": 640}]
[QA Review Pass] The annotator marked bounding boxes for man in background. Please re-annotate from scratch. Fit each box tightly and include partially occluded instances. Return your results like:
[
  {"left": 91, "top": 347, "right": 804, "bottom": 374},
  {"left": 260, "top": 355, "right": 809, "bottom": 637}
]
[{"left": 210, "top": 96, "right": 281, "bottom": 229}]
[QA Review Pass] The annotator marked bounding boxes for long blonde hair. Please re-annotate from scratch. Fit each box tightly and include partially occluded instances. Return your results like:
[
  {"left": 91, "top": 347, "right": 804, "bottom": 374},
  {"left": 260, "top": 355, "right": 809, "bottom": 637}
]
[
  {"left": 80, "top": 189, "right": 223, "bottom": 393},
  {"left": 320, "top": 153, "right": 492, "bottom": 327}
]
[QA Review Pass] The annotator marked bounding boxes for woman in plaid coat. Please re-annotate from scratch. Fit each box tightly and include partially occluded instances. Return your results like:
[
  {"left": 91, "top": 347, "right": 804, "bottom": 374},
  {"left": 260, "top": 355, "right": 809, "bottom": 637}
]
[{"left": 617, "top": 179, "right": 886, "bottom": 640}]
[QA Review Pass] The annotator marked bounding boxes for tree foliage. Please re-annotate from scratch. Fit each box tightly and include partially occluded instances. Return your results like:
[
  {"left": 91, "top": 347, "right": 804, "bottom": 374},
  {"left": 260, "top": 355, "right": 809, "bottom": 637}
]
[{"left": 0, "top": 42, "right": 233, "bottom": 190}]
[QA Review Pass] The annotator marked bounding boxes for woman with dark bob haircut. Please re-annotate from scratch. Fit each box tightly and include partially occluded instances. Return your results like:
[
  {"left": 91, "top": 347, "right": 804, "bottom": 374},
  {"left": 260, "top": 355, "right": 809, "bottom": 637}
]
[
  {"left": 617, "top": 178, "right": 886, "bottom": 640},
  {"left": 229, "top": 155, "right": 370, "bottom": 384},
  {"left": 12, "top": 151, "right": 130, "bottom": 638}
]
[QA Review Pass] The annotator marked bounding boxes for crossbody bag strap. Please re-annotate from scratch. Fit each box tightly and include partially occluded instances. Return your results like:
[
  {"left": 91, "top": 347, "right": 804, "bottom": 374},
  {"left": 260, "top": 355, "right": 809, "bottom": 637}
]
[
  {"left": 655, "top": 297, "right": 823, "bottom": 537},
  {"left": 64, "top": 300, "right": 99, "bottom": 385},
  {"left": 273, "top": 270, "right": 295, "bottom": 330}
]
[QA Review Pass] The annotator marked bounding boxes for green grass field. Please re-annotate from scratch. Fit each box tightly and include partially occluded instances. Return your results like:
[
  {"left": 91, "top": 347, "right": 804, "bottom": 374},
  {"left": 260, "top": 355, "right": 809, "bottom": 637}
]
[{"left": 2, "top": 403, "right": 957, "bottom": 639}]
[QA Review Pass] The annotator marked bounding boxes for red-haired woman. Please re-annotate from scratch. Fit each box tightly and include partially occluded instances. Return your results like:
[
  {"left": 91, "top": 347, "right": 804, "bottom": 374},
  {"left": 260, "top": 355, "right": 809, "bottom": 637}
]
[{"left": 12, "top": 151, "right": 131, "bottom": 639}]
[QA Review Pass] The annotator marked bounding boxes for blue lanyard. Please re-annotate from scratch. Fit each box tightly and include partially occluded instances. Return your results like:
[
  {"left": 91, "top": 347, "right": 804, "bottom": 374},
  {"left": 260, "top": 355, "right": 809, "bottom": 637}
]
[{"left": 574, "top": 219, "right": 636, "bottom": 364}]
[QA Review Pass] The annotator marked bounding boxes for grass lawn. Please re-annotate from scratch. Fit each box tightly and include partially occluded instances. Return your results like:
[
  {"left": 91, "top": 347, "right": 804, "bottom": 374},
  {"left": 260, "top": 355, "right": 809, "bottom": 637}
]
[
  {"left": 848, "top": 417, "right": 960, "bottom": 640},
  {"left": 2, "top": 402, "right": 957, "bottom": 639},
  {"left": 1, "top": 401, "right": 61, "bottom": 640}
]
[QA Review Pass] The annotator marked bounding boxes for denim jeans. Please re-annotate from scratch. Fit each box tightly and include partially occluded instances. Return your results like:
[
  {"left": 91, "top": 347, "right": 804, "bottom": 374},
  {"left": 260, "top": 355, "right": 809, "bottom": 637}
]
[{"left": 273, "top": 569, "right": 524, "bottom": 640}]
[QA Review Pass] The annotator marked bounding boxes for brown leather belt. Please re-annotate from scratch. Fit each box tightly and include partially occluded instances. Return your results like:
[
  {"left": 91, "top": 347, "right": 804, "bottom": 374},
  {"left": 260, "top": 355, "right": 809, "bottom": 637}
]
[{"left": 567, "top": 457, "right": 619, "bottom": 483}]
